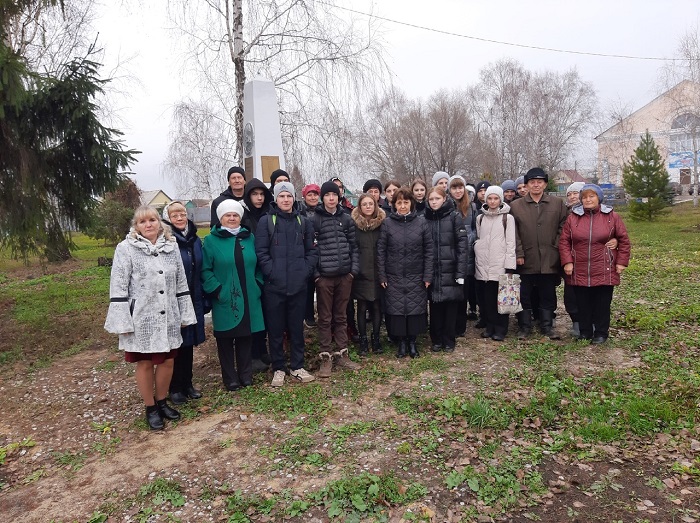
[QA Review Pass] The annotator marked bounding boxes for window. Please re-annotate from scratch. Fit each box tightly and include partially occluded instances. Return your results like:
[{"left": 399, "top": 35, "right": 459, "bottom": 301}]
[{"left": 670, "top": 113, "right": 700, "bottom": 153}]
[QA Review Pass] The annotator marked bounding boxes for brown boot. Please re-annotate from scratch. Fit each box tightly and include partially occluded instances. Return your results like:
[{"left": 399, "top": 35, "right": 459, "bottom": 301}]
[
  {"left": 318, "top": 352, "right": 333, "bottom": 378},
  {"left": 334, "top": 348, "right": 361, "bottom": 371}
]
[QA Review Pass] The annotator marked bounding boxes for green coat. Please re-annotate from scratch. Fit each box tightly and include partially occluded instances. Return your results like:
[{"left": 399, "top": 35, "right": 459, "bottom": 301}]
[{"left": 201, "top": 227, "right": 265, "bottom": 334}]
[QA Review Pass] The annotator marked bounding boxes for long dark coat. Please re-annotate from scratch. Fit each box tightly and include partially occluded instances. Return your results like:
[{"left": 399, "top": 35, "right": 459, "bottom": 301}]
[
  {"left": 351, "top": 207, "right": 386, "bottom": 301},
  {"left": 377, "top": 211, "right": 434, "bottom": 316},
  {"left": 424, "top": 200, "right": 468, "bottom": 303},
  {"left": 165, "top": 219, "right": 207, "bottom": 346}
]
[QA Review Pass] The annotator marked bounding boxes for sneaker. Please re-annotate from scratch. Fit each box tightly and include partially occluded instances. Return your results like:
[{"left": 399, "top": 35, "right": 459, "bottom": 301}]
[
  {"left": 334, "top": 348, "right": 361, "bottom": 371},
  {"left": 290, "top": 367, "right": 316, "bottom": 383},
  {"left": 304, "top": 317, "right": 317, "bottom": 328},
  {"left": 318, "top": 352, "right": 333, "bottom": 378},
  {"left": 271, "top": 370, "right": 286, "bottom": 387}
]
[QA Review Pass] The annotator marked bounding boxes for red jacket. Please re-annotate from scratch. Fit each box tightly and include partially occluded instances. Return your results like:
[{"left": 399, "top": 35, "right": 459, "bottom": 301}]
[{"left": 558, "top": 204, "right": 631, "bottom": 287}]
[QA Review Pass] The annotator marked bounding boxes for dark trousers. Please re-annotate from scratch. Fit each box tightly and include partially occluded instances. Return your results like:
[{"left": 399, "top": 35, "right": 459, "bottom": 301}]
[
  {"left": 265, "top": 288, "right": 307, "bottom": 372},
  {"left": 430, "top": 300, "right": 458, "bottom": 348},
  {"left": 572, "top": 285, "right": 614, "bottom": 340},
  {"left": 467, "top": 275, "right": 478, "bottom": 313},
  {"left": 520, "top": 274, "right": 559, "bottom": 313},
  {"left": 476, "top": 280, "right": 510, "bottom": 336},
  {"left": 563, "top": 283, "right": 579, "bottom": 322},
  {"left": 316, "top": 274, "right": 353, "bottom": 352},
  {"left": 357, "top": 299, "right": 381, "bottom": 337},
  {"left": 305, "top": 279, "right": 316, "bottom": 320},
  {"left": 455, "top": 280, "right": 470, "bottom": 335},
  {"left": 170, "top": 344, "right": 194, "bottom": 393},
  {"left": 215, "top": 336, "right": 252, "bottom": 389}
]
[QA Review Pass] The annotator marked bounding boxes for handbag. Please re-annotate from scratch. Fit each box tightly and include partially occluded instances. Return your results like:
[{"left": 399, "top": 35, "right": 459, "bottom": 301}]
[{"left": 497, "top": 274, "right": 523, "bottom": 315}]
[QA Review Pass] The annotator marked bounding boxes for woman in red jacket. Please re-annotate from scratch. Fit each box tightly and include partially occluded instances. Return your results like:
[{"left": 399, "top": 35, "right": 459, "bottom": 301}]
[{"left": 559, "top": 184, "right": 631, "bottom": 344}]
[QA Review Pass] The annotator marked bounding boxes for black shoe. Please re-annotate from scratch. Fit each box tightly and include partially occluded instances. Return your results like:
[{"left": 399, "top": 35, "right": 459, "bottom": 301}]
[
  {"left": 443, "top": 345, "right": 455, "bottom": 353},
  {"left": 359, "top": 335, "right": 369, "bottom": 356},
  {"left": 456, "top": 332, "right": 466, "bottom": 338},
  {"left": 481, "top": 330, "right": 493, "bottom": 338},
  {"left": 408, "top": 339, "right": 419, "bottom": 359},
  {"left": 371, "top": 334, "right": 383, "bottom": 354},
  {"left": 304, "top": 317, "right": 317, "bottom": 328},
  {"left": 226, "top": 382, "right": 242, "bottom": 392},
  {"left": 156, "top": 399, "right": 180, "bottom": 421},
  {"left": 431, "top": 344, "right": 443, "bottom": 352},
  {"left": 491, "top": 334, "right": 505, "bottom": 341},
  {"left": 474, "top": 320, "right": 487, "bottom": 329},
  {"left": 397, "top": 339, "right": 407, "bottom": 358},
  {"left": 251, "top": 359, "right": 269, "bottom": 374},
  {"left": 145, "top": 405, "right": 164, "bottom": 430},
  {"left": 169, "top": 391, "right": 189, "bottom": 405},
  {"left": 186, "top": 385, "right": 202, "bottom": 399},
  {"left": 592, "top": 336, "right": 607, "bottom": 345}
]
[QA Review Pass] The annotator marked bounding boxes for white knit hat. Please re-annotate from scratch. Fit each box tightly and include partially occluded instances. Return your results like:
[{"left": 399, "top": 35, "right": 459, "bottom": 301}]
[
  {"left": 567, "top": 182, "right": 585, "bottom": 195},
  {"left": 216, "top": 199, "right": 245, "bottom": 221},
  {"left": 484, "top": 185, "right": 503, "bottom": 202}
]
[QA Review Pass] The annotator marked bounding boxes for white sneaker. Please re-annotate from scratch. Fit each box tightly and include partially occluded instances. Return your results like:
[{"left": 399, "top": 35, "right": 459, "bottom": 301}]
[
  {"left": 271, "top": 370, "right": 285, "bottom": 387},
  {"left": 289, "top": 367, "right": 315, "bottom": 383}
]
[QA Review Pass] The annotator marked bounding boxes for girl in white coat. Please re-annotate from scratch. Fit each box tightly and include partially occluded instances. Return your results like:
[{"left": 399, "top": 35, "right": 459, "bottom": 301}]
[
  {"left": 474, "top": 186, "right": 517, "bottom": 341},
  {"left": 105, "top": 206, "right": 197, "bottom": 430}
]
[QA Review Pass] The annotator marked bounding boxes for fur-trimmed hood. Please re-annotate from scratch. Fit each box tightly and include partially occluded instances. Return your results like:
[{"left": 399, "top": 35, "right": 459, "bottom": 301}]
[{"left": 351, "top": 206, "right": 386, "bottom": 231}]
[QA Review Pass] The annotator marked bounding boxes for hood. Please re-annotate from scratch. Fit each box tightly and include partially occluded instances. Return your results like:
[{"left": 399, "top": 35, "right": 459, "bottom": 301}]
[
  {"left": 351, "top": 206, "right": 386, "bottom": 231},
  {"left": 481, "top": 202, "right": 511, "bottom": 215},
  {"left": 243, "top": 178, "right": 273, "bottom": 219},
  {"left": 572, "top": 203, "right": 613, "bottom": 216},
  {"left": 126, "top": 230, "right": 175, "bottom": 255},
  {"left": 424, "top": 198, "right": 455, "bottom": 220}
]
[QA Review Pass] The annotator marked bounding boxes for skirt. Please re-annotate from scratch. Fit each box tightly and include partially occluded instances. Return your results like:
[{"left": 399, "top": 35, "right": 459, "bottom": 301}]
[
  {"left": 124, "top": 349, "right": 179, "bottom": 364},
  {"left": 386, "top": 314, "right": 427, "bottom": 337}
]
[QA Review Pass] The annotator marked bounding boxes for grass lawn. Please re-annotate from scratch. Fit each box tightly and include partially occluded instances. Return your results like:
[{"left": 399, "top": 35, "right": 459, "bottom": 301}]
[{"left": 0, "top": 203, "right": 699, "bottom": 522}]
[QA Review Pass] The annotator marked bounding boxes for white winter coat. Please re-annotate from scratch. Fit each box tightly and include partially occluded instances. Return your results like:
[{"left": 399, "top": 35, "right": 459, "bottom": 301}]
[
  {"left": 474, "top": 203, "right": 517, "bottom": 282},
  {"left": 104, "top": 230, "right": 197, "bottom": 353}
]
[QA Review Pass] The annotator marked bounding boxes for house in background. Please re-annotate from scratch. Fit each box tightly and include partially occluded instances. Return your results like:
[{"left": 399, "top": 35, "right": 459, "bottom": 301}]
[
  {"left": 595, "top": 80, "right": 700, "bottom": 193},
  {"left": 140, "top": 189, "right": 173, "bottom": 210},
  {"left": 553, "top": 169, "right": 588, "bottom": 193},
  {"left": 184, "top": 199, "right": 212, "bottom": 224}
]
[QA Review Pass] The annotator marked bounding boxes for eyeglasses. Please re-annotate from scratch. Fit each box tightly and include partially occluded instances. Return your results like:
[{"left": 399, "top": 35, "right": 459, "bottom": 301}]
[{"left": 170, "top": 212, "right": 187, "bottom": 219}]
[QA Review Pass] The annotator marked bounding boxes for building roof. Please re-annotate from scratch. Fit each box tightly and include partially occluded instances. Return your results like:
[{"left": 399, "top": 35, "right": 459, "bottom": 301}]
[
  {"left": 139, "top": 189, "right": 174, "bottom": 207},
  {"left": 555, "top": 170, "right": 587, "bottom": 183}
]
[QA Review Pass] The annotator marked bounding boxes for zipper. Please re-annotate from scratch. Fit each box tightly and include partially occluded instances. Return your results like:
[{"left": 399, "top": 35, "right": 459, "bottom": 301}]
[{"left": 586, "top": 210, "right": 593, "bottom": 287}]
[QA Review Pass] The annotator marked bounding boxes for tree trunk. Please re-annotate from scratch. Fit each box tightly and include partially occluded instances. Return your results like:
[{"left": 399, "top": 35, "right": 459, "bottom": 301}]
[
  {"left": 227, "top": 0, "right": 245, "bottom": 165},
  {"left": 44, "top": 218, "right": 72, "bottom": 262},
  {"left": 693, "top": 130, "right": 698, "bottom": 207}
]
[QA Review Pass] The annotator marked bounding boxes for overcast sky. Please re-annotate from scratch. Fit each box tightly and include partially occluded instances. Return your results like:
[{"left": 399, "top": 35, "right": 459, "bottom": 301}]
[{"left": 95, "top": 0, "right": 700, "bottom": 197}]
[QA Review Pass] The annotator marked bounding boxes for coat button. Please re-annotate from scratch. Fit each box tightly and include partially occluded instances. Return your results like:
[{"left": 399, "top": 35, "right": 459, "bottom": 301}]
[
  {"left": 160, "top": 310, "right": 165, "bottom": 314},
  {"left": 159, "top": 290, "right": 164, "bottom": 294},
  {"left": 158, "top": 270, "right": 163, "bottom": 274},
  {"left": 153, "top": 253, "right": 159, "bottom": 257}
]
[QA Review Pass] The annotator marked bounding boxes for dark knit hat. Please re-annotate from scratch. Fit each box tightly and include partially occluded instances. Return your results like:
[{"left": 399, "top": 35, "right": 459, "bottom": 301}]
[
  {"left": 270, "top": 169, "right": 290, "bottom": 186},
  {"left": 475, "top": 180, "right": 491, "bottom": 193},
  {"left": 524, "top": 167, "right": 548, "bottom": 183},
  {"left": 320, "top": 181, "right": 341, "bottom": 199},
  {"left": 363, "top": 179, "right": 383, "bottom": 193},
  {"left": 227, "top": 166, "right": 245, "bottom": 181},
  {"left": 501, "top": 180, "right": 517, "bottom": 192}
]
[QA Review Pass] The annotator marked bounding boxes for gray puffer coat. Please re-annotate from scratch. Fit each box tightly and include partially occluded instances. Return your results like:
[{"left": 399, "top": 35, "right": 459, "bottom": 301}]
[
  {"left": 424, "top": 199, "right": 468, "bottom": 303},
  {"left": 377, "top": 211, "right": 434, "bottom": 316},
  {"left": 311, "top": 206, "right": 359, "bottom": 278}
]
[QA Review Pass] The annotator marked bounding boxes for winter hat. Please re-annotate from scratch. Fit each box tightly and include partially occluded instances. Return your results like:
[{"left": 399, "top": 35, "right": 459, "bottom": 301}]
[
  {"left": 501, "top": 180, "right": 517, "bottom": 192},
  {"left": 432, "top": 171, "right": 450, "bottom": 187},
  {"left": 465, "top": 184, "right": 476, "bottom": 196},
  {"left": 448, "top": 174, "right": 466, "bottom": 187},
  {"left": 524, "top": 167, "right": 548, "bottom": 183},
  {"left": 579, "top": 183, "right": 604, "bottom": 203},
  {"left": 484, "top": 186, "right": 504, "bottom": 202},
  {"left": 475, "top": 180, "right": 491, "bottom": 193},
  {"left": 270, "top": 169, "right": 290, "bottom": 186},
  {"left": 302, "top": 183, "right": 321, "bottom": 197},
  {"left": 216, "top": 199, "right": 245, "bottom": 221},
  {"left": 273, "top": 181, "right": 295, "bottom": 200},
  {"left": 515, "top": 176, "right": 525, "bottom": 187},
  {"left": 566, "top": 182, "right": 585, "bottom": 195},
  {"left": 227, "top": 166, "right": 245, "bottom": 181},
  {"left": 363, "top": 178, "right": 383, "bottom": 193},
  {"left": 320, "top": 180, "right": 341, "bottom": 199}
]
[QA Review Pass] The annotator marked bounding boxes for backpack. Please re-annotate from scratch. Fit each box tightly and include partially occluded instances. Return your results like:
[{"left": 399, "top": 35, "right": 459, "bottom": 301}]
[
  {"left": 477, "top": 213, "right": 508, "bottom": 237},
  {"left": 267, "top": 213, "right": 304, "bottom": 240}
]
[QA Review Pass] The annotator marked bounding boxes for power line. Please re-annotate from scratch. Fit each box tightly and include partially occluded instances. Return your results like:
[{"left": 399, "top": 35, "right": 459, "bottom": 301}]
[{"left": 326, "top": 1, "right": 683, "bottom": 62}]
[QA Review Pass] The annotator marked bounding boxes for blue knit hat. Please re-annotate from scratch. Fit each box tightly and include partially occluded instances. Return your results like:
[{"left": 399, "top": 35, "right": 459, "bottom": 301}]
[
  {"left": 580, "top": 184, "right": 604, "bottom": 203},
  {"left": 501, "top": 180, "right": 517, "bottom": 192}
]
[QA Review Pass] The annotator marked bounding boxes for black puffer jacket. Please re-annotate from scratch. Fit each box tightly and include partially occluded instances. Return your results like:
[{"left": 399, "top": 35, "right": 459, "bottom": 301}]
[
  {"left": 424, "top": 200, "right": 468, "bottom": 303},
  {"left": 452, "top": 204, "right": 477, "bottom": 276},
  {"left": 311, "top": 206, "right": 359, "bottom": 278},
  {"left": 377, "top": 211, "right": 434, "bottom": 316}
]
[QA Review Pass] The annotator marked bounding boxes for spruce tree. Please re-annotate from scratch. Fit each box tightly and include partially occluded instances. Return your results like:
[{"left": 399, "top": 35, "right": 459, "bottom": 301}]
[
  {"left": 1, "top": 1, "right": 137, "bottom": 261},
  {"left": 622, "top": 130, "right": 672, "bottom": 221}
]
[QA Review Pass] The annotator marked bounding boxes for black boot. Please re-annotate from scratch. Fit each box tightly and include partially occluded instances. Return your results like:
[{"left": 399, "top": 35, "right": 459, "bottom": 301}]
[
  {"left": 516, "top": 309, "right": 532, "bottom": 339},
  {"left": 397, "top": 338, "right": 407, "bottom": 358},
  {"left": 145, "top": 405, "right": 164, "bottom": 430},
  {"left": 185, "top": 385, "right": 202, "bottom": 399},
  {"left": 408, "top": 337, "right": 419, "bottom": 359},
  {"left": 371, "top": 333, "right": 383, "bottom": 354},
  {"left": 359, "top": 335, "right": 369, "bottom": 356},
  {"left": 539, "top": 310, "right": 560, "bottom": 339},
  {"left": 169, "top": 391, "right": 189, "bottom": 405},
  {"left": 156, "top": 399, "right": 180, "bottom": 421}
]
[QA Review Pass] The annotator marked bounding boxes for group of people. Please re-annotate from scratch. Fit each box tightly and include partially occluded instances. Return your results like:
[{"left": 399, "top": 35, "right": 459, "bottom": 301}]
[{"left": 105, "top": 165, "right": 631, "bottom": 430}]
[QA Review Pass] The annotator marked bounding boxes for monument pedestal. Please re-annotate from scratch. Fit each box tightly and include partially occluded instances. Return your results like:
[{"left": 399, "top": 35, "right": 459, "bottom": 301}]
[{"left": 243, "top": 79, "right": 285, "bottom": 184}]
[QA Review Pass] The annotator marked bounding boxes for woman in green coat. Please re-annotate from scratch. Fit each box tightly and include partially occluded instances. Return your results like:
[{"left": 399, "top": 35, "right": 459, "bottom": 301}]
[{"left": 202, "top": 200, "right": 265, "bottom": 391}]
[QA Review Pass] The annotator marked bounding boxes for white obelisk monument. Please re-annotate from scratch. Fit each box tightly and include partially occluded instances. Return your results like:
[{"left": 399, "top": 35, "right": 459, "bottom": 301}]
[{"left": 242, "top": 79, "right": 285, "bottom": 184}]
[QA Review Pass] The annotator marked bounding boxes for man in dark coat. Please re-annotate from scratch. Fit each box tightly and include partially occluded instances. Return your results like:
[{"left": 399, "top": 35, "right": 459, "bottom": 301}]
[
  {"left": 312, "top": 181, "right": 360, "bottom": 376},
  {"left": 509, "top": 167, "right": 568, "bottom": 339},
  {"left": 211, "top": 166, "right": 247, "bottom": 228},
  {"left": 255, "top": 182, "right": 318, "bottom": 387}
]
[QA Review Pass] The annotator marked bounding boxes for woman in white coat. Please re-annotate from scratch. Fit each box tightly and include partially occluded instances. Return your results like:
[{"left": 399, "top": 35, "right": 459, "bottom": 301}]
[
  {"left": 105, "top": 206, "right": 197, "bottom": 430},
  {"left": 474, "top": 186, "right": 517, "bottom": 341}
]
